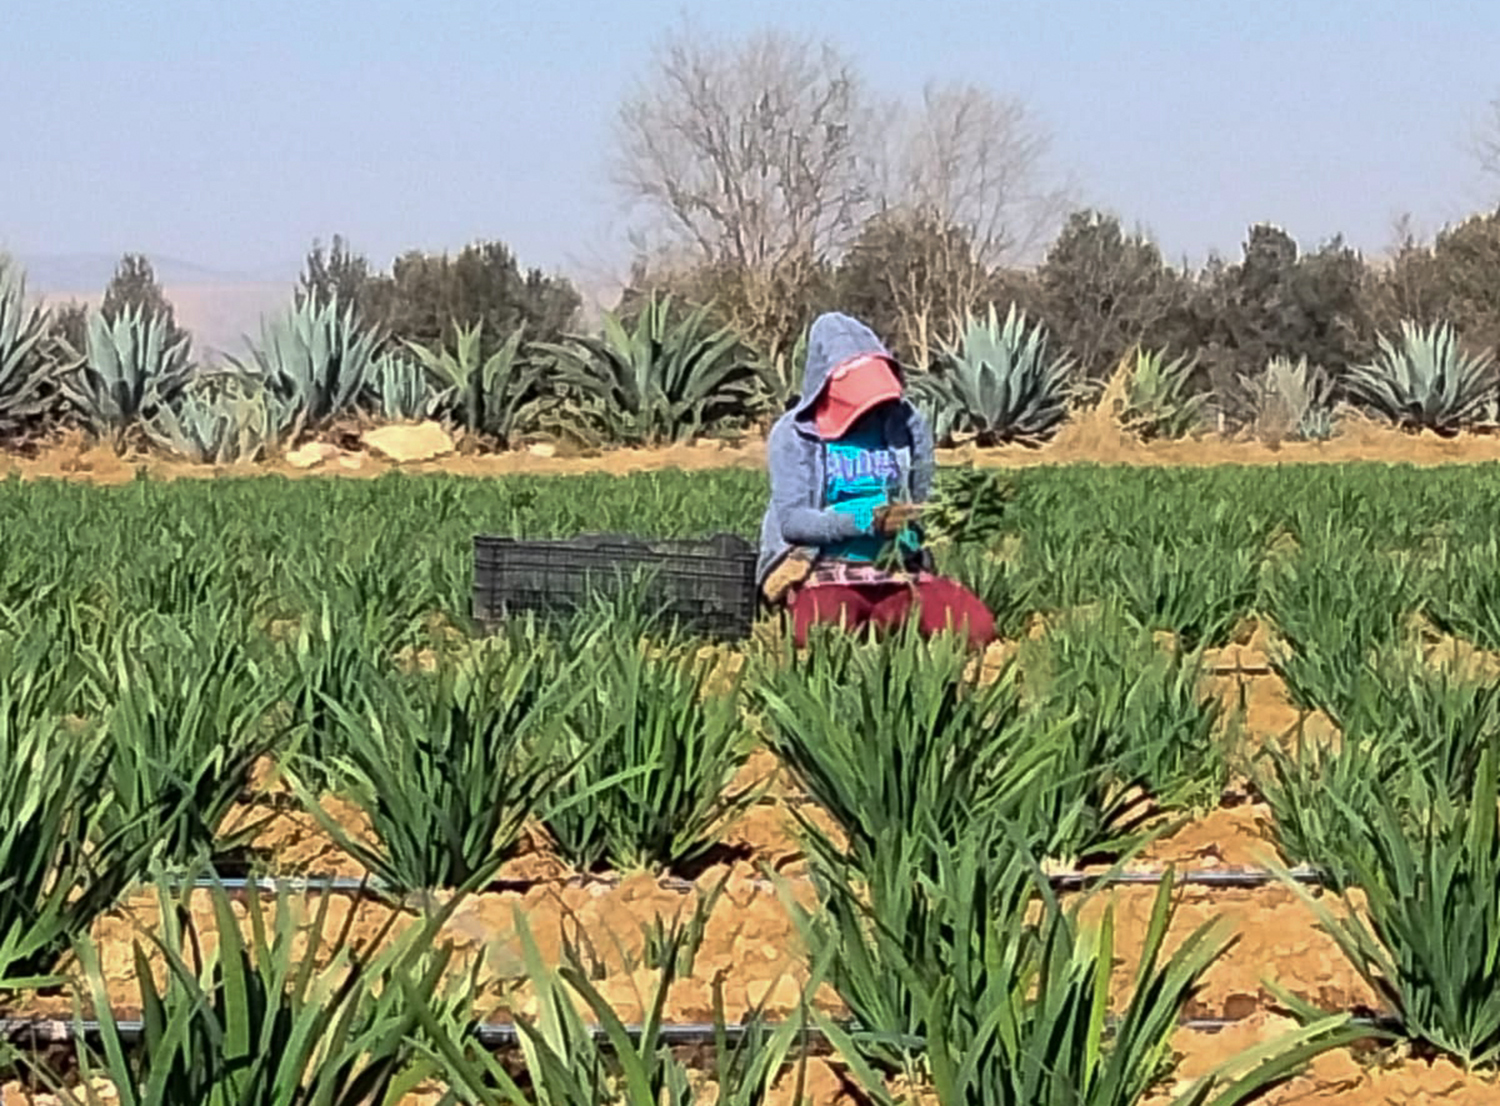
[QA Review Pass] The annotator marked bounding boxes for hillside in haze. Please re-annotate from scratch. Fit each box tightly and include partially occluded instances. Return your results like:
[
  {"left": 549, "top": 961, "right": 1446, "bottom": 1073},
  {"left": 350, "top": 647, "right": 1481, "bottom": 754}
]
[
  {"left": 21, "top": 253, "right": 296, "bottom": 358},
  {"left": 20, "top": 252, "right": 619, "bottom": 358}
]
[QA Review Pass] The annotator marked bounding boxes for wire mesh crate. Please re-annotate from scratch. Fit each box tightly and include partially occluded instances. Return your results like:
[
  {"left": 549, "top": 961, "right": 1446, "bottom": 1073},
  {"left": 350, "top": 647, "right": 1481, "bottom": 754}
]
[{"left": 473, "top": 532, "right": 760, "bottom": 640}]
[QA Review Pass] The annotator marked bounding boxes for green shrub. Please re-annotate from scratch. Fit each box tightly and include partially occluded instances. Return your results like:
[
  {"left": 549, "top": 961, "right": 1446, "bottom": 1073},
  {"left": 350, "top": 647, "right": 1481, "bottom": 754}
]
[
  {"left": 797, "top": 815, "right": 1353, "bottom": 1103},
  {"left": 1427, "top": 537, "right": 1500, "bottom": 654},
  {"left": 1257, "top": 645, "right": 1500, "bottom": 888},
  {"left": 931, "top": 543, "right": 1035, "bottom": 640},
  {"left": 0, "top": 673, "right": 164, "bottom": 988},
  {"left": 1031, "top": 605, "right": 1229, "bottom": 813},
  {"left": 756, "top": 624, "right": 1066, "bottom": 865},
  {"left": 272, "top": 603, "right": 391, "bottom": 791},
  {"left": 412, "top": 906, "right": 821, "bottom": 1106},
  {"left": 51, "top": 874, "right": 467, "bottom": 1105},
  {"left": 1106, "top": 537, "right": 1262, "bottom": 650},
  {"left": 1264, "top": 534, "right": 1426, "bottom": 722},
  {"left": 88, "top": 611, "right": 282, "bottom": 869}
]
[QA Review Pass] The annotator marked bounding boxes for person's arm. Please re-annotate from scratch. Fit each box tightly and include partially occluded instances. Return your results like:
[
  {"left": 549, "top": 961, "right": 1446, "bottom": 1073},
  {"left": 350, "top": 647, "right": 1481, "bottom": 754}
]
[
  {"left": 768, "top": 420, "right": 867, "bottom": 545},
  {"left": 907, "top": 406, "right": 936, "bottom": 503}
]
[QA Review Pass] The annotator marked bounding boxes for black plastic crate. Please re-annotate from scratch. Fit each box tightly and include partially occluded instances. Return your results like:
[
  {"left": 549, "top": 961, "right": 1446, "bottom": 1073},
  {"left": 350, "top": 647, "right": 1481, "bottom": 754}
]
[{"left": 473, "top": 532, "right": 760, "bottom": 640}]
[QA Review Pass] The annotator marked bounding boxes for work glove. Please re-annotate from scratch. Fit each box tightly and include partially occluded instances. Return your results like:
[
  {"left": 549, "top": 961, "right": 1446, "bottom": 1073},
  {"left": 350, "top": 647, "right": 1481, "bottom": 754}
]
[{"left": 872, "top": 501, "right": 923, "bottom": 536}]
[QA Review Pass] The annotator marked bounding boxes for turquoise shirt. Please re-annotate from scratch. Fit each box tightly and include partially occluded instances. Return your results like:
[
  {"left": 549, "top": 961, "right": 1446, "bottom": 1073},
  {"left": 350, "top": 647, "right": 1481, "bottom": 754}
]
[{"left": 822, "top": 420, "right": 918, "bottom": 563}]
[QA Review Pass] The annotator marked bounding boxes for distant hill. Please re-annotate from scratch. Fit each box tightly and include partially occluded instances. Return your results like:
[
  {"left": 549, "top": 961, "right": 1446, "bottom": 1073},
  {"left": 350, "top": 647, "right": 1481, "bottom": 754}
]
[
  {"left": 38, "top": 280, "right": 295, "bottom": 359},
  {"left": 19, "top": 253, "right": 297, "bottom": 359},
  {"left": 19, "top": 253, "right": 270, "bottom": 294},
  {"left": 18, "top": 251, "right": 622, "bottom": 358}
]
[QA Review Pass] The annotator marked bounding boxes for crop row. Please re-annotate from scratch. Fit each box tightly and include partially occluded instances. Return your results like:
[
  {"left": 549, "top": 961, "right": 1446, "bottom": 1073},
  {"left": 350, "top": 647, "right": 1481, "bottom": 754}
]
[
  {"left": 5, "top": 462, "right": 1500, "bottom": 641},
  {"left": 4, "top": 595, "right": 1498, "bottom": 1099},
  {"left": 0, "top": 595, "right": 1335, "bottom": 1104}
]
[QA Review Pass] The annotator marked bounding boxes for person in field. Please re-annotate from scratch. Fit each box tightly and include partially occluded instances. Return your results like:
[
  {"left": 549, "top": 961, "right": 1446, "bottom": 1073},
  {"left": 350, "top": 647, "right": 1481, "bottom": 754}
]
[{"left": 757, "top": 311, "right": 996, "bottom": 649}]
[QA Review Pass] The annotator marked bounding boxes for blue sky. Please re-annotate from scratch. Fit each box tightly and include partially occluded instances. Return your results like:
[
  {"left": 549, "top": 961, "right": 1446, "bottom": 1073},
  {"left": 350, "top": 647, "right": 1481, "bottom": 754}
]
[{"left": 3, "top": 0, "right": 1498, "bottom": 287}]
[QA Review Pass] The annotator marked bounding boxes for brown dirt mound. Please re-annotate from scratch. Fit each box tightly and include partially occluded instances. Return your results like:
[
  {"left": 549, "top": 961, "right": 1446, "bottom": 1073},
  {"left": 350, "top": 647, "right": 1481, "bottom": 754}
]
[{"left": 5, "top": 412, "right": 1500, "bottom": 487}]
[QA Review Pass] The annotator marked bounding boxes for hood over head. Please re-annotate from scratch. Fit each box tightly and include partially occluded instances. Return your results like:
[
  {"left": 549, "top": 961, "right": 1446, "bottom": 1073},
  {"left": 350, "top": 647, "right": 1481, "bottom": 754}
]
[{"left": 791, "top": 313, "right": 902, "bottom": 423}]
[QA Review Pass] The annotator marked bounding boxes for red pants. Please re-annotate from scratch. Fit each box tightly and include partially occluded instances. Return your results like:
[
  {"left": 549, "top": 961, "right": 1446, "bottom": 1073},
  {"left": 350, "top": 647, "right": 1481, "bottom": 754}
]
[{"left": 787, "top": 577, "right": 997, "bottom": 650}]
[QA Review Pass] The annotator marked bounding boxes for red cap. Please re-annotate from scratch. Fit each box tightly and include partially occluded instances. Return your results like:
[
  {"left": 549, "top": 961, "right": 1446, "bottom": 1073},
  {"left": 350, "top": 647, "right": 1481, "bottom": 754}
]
[{"left": 814, "top": 354, "right": 904, "bottom": 438}]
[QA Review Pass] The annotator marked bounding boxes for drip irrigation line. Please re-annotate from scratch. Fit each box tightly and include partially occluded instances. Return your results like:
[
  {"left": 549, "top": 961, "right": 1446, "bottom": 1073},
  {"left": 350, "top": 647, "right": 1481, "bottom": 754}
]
[
  {"left": 182, "top": 865, "right": 1328, "bottom": 899},
  {"left": 0, "top": 1013, "right": 1402, "bottom": 1050},
  {"left": 1046, "top": 866, "right": 1325, "bottom": 891}
]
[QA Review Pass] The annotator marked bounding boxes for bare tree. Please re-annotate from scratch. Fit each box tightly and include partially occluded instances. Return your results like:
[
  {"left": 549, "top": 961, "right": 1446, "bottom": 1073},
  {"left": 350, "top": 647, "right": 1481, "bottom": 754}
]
[
  {"left": 881, "top": 82, "right": 1073, "bottom": 269},
  {"left": 612, "top": 24, "right": 1070, "bottom": 364},
  {"left": 614, "top": 22, "right": 878, "bottom": 272},
  {"left": 834, "top": 84, "right": 1069, "bottom": 366},
  {"left": 1477, "top": 95, "right": 1500, "bottom": 196},
  {"left": 838, "top": 209, "right": 994, "bottom": 368}
]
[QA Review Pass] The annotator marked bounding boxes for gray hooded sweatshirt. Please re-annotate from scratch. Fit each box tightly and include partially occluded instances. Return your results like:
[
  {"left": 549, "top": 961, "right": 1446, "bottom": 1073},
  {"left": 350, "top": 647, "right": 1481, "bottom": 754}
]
[{"left": 756, "top": 312, "right": 935, "bottom": 589}]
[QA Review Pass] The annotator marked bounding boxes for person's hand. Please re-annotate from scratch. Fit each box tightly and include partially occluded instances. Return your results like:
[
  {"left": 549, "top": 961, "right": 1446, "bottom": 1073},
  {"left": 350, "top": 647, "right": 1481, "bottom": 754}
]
[{"left": 873, "top": 502, "right": 922, "bottom": 536}]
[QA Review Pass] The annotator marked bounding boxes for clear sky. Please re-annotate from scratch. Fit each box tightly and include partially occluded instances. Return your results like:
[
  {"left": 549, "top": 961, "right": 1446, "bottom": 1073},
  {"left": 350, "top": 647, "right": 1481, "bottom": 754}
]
[{"left": 4, "top": 0, "right": 1498, "bottom": 287}]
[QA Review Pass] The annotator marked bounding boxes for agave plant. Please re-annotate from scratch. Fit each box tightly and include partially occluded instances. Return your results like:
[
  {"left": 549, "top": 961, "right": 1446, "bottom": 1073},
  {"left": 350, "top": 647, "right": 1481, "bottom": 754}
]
[
  {"left": 539, "top": 624, "right": 760, "bottom": 873},
  {"left": 51, "top": 873, "right": 469, "bottom": 1106},
  {"left": 537, "top": 294, "right": 760, "bottom": 445},
  {"left": 365, "top": 350, "right": 436, "bottom": 422},
  {"left": 294, "top": 631, "right": 593, "bottom": 892},
  {"left": 63, "top": 305, "right": 192, "bottom": 450},
  {"left": 911, "top": 303, "right": 1074, "bottom": 446},
  {"left": 230, "top": 294, "right": 380, "bottom": 437},
  {"left": 1120, "top": 348, "right": 1209, "bottom": 441},
  {"left": 0, "top": 254, "right": 62, "bottom": 439},
  {"left": 0, "top": 692, "right": 165, "bottom": 989},
  {"left": 795, "top": 814, "right": 1355, "bottom": 1103},
  {"left": 408, "top": 322, "right": 540, "bottom": 445},
  {"left": 1238, "top": 356, "right": 1336, "bottom": 441},
  {"left": 144, "top": 372, "right": 276, "bottom": 463},
  {"left": 1270, "top": 750, "right": 1500, "bottom": 1069},
  {"left": 412, "top": 906, "right": 824, "bottom": 1106},
  {"left": 1345, "top": 321, "right": 1496, "bottom": 436},
  {"left": 755, "top": 328, "right": 807, "bottom": 414}
]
